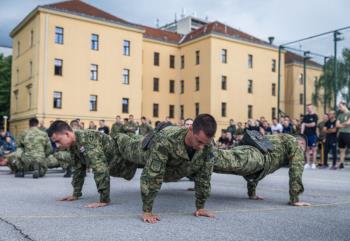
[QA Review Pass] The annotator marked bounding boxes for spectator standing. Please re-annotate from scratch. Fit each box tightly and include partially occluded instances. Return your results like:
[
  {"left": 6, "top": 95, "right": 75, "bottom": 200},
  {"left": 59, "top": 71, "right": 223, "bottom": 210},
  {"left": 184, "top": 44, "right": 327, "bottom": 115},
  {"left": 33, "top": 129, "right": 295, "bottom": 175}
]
[
  {"left": 98, "top": 119, "right": 110, "bottom": 135},
  {"left": 271, "top": 118, "right": 283, "bottom": 134},
  {"left": 323, "top": 111, "right": 337, "bottom": 169},
  {"left": 336, "top": 101, "right": 350, "bottom": 169},
  {"left": 302, "top": 104, "right": 318, "bottom": 169}
]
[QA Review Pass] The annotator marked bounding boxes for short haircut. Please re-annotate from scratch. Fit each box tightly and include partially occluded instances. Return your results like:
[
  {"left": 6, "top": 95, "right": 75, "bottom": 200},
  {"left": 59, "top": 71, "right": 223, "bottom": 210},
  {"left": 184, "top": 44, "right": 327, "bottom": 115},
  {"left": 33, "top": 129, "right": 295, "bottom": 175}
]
[
  {"left": 70, "top": 119, "right": 79, "bottom": 127},
  {"left": 100, "top": 119, "right": 105, "bottom": 122},
  {"left": 29, "top": 118, "right": 39, "bottom": 127},
  {"left": 192, "top": 114, "right": 217, "bottom": 138},
  {"left": 47, "top": 120, "right": 72, "bottom": 137},
  {"left": 339, "top": 100, "right": 347, "bottom": 106},
  {"left": 184, "top": 118, "right": 193, "bottom": 123},
  {"left": 141, "top": 116, "right": 146, "bottom": 120}
]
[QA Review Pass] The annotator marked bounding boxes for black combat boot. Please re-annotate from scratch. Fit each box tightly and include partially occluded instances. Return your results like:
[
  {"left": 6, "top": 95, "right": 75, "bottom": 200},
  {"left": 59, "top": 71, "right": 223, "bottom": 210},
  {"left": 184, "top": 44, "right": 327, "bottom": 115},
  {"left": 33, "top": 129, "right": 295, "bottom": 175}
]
[
  {"left": 63, "top": 166, "right": 72, "bottom": 178},
  {"left": 240, "top": 130, "right": 273, "bottom": 154},
  {"left": 15, "top": 171, "right": 25, "bottom": 177},
  {"left": 32, "top": 170, "right": 39, "bottom": 179}
]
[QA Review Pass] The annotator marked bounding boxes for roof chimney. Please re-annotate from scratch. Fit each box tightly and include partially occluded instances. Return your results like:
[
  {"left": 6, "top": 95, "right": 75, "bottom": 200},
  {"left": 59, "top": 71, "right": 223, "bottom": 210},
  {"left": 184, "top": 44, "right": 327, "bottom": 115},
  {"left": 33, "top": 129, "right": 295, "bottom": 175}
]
[{"left": 268, "top": 36, "right": 275, "bottom": 45}]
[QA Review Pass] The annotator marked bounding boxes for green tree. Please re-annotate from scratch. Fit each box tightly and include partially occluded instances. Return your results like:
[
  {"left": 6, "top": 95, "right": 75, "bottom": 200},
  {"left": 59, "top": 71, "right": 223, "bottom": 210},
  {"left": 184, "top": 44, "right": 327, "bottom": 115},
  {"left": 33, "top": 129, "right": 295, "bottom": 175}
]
[
  {"left": 0, "top": 54, "right": 12, "bottom": 117},
  {"left": 314, "top": 48, "right": 350, "bottom": 110}
]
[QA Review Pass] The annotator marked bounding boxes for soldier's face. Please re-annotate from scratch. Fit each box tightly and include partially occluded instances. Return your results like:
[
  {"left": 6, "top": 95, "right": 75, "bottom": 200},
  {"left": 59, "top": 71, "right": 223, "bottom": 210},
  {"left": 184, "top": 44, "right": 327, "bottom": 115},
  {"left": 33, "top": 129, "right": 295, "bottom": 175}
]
[
  {"left": 190, "top": 128, "right": 212, "bottom": 150},
  {"left": 51, "top": 131, "right": 75, "bottom": 149}
]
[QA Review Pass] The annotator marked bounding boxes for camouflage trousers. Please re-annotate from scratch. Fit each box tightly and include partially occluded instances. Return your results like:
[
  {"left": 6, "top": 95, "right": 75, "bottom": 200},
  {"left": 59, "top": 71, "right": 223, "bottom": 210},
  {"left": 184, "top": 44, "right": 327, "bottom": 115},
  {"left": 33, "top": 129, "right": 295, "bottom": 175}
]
[
  {"left": 108, "top": 134, "right": 145, "bottom": 180},
  {"left": 7, "top": 149, "right": 72, "bottom": 174},
  {"left": 213, "top": 141, "right": 304, "bottom": 203},
  {"left": 7, "top": 148, "right": 48, "bottom": 175}
]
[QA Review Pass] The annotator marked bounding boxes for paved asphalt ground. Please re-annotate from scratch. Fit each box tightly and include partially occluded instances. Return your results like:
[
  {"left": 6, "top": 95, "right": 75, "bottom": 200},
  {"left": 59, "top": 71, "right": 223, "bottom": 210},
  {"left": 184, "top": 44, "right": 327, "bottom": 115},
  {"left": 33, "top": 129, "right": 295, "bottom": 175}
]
[{"left": 0, "top": 166, "right": 349, "bottom": 241}]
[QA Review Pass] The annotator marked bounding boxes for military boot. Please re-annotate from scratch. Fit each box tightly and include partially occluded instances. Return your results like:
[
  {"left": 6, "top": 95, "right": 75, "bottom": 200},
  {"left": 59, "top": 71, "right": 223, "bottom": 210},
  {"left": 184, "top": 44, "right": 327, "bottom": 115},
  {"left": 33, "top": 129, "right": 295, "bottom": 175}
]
[
  {"left": 15, "top": 170, "right": 24, "bottom": 178},
  {"left": 33, "top": 162, "right": 39, "bottom": 179},
  {"left": 240, "top": 130, "right": 273, "bottom": 154},
  {"left": 63, "top": 166, "right": 72, "bottom": 178}
]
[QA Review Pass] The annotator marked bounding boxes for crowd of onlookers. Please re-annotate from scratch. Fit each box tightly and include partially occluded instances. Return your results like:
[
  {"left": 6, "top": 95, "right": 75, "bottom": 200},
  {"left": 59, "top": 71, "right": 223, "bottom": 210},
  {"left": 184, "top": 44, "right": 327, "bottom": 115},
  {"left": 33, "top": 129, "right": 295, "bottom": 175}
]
[{"left": 1, "top": 101, "right": 349, "bottom": 170}]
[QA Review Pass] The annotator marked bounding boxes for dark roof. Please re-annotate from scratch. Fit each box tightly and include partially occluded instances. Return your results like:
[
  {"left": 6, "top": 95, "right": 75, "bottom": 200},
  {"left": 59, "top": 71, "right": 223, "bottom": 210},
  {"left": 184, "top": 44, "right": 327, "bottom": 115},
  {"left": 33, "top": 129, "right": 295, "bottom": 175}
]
[
  {"left": 285, "top": 51, "right": 323, "bottom": 68},
  {"left": 181, "top": 21, "right": 270, "bottom": 46}
]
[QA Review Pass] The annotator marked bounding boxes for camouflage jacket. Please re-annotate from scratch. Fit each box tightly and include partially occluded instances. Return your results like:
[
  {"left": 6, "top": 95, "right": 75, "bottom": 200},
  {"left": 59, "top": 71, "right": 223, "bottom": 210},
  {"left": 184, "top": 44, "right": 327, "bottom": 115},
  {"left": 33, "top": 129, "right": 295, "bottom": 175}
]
[
  {"left": 110, "top": 122, "right": 124, "bottom": 138},
  {"left": 139, "top": 123, "right": 153, "bottom": 136},
  {"left": 21, "top": 127, "right": 52, "bottom": 160},
  {"left": 69, "top": 130, "right": 115, "bottom": 203},
  {"left": 123, "top": 121, "right": 137, "bottom": 135},
  {"left": 141, "top": 126, "right": 214, "bottom": 212}
]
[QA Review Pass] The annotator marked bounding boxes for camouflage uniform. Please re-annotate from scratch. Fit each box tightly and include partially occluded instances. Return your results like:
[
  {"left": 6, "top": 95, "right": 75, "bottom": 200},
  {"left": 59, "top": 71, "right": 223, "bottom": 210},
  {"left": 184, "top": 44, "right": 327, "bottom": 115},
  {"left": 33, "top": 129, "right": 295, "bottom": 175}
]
[
  {"left": 8, "top": 127, "right": 52, "bottom": 175},
  {"left": 46, "top": 150, "right": 72, "bottom": 170},
  {"left": 69, "top": 130, "right": 116, "bottom": 203},
  {"left": 123, "top": 121, "right": 137, "bottom": 136},
  {"left": 139, "top": 126, "right": 214, "bottom": 213},
  {"left": 110, "top": 122, "right": 124, "bottom": 138},
  {"left": 139, "top": 123, "right": 153, "bottom": 136},
  {"left": 213, "top": 134, "right": 304, "bottom": 203}
]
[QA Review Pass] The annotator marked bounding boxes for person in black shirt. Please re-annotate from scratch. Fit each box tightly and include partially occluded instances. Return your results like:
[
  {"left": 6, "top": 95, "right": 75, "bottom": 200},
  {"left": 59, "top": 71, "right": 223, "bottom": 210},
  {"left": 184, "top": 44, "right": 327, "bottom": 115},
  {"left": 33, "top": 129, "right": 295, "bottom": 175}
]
[
  {"left": 323, "top": 111, "right": 338, "bottom": 169},
  {"left": 302, "top": 104, "right": 318, "bottom": 169},
  {"left": 98, "top": 119, "right": 110, "bottom": 135}
]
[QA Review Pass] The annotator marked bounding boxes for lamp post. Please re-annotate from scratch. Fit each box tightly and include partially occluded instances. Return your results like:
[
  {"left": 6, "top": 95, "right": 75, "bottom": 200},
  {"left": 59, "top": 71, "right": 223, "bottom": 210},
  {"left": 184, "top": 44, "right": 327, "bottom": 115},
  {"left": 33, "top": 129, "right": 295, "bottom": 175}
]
[
  {"left": 333, "top": 31, "right": 343, "bottom": 110},
  {"left": 323, "top": 56, "right": 329, "bottom": 113},
  {"left": 303, "top": 51, "right": 311, "bottom": 115},
  {"left": 3, "top": 116, "right": 8, "bottom": 132}
]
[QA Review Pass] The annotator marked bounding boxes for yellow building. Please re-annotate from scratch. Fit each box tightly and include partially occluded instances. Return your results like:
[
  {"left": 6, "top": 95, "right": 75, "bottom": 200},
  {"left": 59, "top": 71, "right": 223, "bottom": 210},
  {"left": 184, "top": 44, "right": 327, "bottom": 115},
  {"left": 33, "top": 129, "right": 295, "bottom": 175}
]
[
  {"left": 10, "top": 0, "right": 286, "bottom": 135},
  {"left": 284, "top": 51, "right": 324, "bottom": 120}
]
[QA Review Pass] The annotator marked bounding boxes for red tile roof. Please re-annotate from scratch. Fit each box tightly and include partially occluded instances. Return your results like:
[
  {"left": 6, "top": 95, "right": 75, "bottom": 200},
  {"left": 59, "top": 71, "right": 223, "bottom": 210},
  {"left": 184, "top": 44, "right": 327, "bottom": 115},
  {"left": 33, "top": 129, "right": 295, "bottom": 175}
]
[
  {"left": 42, "top": 0, "right": 128, "bottom": 24},
  {"left": 181, "top": 21, "right": 269, "bottom": 45},
  {"left": 285, "top": 51, "right": 323, "bottom": 68},
  {"left": 139, "top": 25, "right": 183, "bottom": 43},
  {"left": 38, "top": 0, "right": 273, "bottom": 47}
]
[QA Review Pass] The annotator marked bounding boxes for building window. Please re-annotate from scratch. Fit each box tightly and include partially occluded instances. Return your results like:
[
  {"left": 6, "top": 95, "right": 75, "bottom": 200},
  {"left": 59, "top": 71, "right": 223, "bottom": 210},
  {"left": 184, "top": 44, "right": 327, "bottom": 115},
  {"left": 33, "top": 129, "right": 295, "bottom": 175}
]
[
  {"left": 221, "top": 49, "right": 227, "bottom": 63},
  {"left": 195, "top": 76, "right": 200, "bottom": 91},
  {"left": 195, "top": 103, "right": 200, "bottom": 117},
  {"left": 123, "top": 40, "right": 130, "bottom": 56},
  {"left": 91, "top": 34, "right": 99, "bottom": 50},
  {"left": 299, "top": 93, "right": 304, "bottom": 105},
  {"left": 153, "top": 103, "right": 159, "bottom": 117},
  {"left": 123, "top": 69, "right": 130, "bottom": 85},
  {"left": 221, "top": 102, "right": 227, "bottom": 117},
  {"left": 169, "top": 55, "right": 175, "bottom": 68},
  {"left": 90, "top": 64, "right": 98, "bottom": 80},
  {"left": 180, "top": 80, "right": 184, "bottom": 94},
  {"left": 248, "top": 79, "right": 253, "bottom": 93},
  {"left": 154, "top": 52, "right": 160, "bottom": 66},
  {"left": 248, "top": 105, "right": 253, "bottom": 119},
  {"left": 181, "top": 55, "right": 185, "bottom": 69},
  {"left": 153, "top": 78, "right": 159, "bottom": 91},
  {"left": 54, "top": 59, "right": 63, "bottom": 76},
  {"left": 169, "top": 80, "right": 175, "bottom": 93},
  {"left": 195, "top": 50, "right": 200, "bottom": 65},
  {"left": 299, "top": 73, "right": 304, "bottom": 85},
  {"left": 272, "top": 59, "right": 276, "bottom": 72},
  {"left": 272, "top": 83, "right": 276, "bottom": 96},
  {"left": 13, "top": 90, "right": 19, "bottom": 112},
  {"left": 248, "top": 54, "right": 253, "bottom": 68},
  {"left": 180, "top": 105, "right": 184, "bottom": 119},
  {"left": 169, "top": 105, "right": 175, "bottom": 118},
  {"left": 29, "top": 61, "right": 33, "bottom": 78},
  {"left": 55, "top": 27, "right": 64, "bottom": 44},
  {"left": 53, "top": 91, "right": 62, "bottom": 109},
  {"left": 17, "top": 41, "right": 20, "bottom": 57},
  {"left": 221, "top": 75, "right": 227, "bottom": 90},
  {"left": 122, "top": 98, "right": 129, "bottom": 113},
  {"left": 27, "top": 84, "right": 32, "bottom": 109},
  {"left": 30, "top": 30, "right": 34, "bottom": 47},
  {"left": 272, "top": 107, "right": 276, "bottom": 119},
  {"left": 90, "top": 95, "right": 97, "bottom": 111}
]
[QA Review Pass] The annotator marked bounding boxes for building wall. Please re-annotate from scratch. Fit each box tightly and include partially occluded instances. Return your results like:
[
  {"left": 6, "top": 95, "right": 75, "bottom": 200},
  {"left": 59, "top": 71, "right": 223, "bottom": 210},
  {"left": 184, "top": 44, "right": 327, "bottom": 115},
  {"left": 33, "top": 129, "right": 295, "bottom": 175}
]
[
  {"left": 284, "top": 62, "right": 323, "bottom": 119},
  {"left": 10, "top": 13, "right": 41, "bottom": 135},
  {"left": 11, "top": 9, "right": 144, "bottom": 135},
  {"left": 141, "top": 39, "right": 180, "bottom": 125}
]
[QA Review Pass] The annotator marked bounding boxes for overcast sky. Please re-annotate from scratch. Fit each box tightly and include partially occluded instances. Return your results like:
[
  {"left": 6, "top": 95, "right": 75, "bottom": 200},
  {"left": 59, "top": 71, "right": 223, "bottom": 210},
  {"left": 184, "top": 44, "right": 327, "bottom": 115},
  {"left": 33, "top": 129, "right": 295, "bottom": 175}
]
[{"left": 1, "top": 0, "right": 349, "bottom": 60}]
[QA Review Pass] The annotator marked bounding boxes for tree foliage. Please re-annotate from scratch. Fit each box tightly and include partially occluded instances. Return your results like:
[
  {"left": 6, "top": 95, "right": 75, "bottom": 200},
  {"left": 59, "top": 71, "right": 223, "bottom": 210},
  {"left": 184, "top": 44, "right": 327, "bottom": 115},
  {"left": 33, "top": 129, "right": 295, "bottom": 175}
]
[{"left": 0, "top": 54, "right": 12, "bottom": 117}]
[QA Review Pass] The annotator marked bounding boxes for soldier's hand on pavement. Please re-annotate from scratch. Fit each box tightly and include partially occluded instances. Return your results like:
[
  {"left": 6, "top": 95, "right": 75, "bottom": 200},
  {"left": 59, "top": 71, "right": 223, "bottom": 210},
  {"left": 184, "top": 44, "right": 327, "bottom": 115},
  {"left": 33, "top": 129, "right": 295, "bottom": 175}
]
[
  {"left": 142, "top": 212, "right": 160, "bottom": 224},
  {"left": 249, "top": 195, "right": 264, "bottom": 200},
  {"left": 289, "top": 201, "right": 311, "bottom": 207},
  {"left": 85, "top": 202, "right": 108, "bottom": 208},
  {"left": 194, "top": 209, "right": 215, "bottom": 218},
  {"left": 59, "top": 195, "right": 79, "bottom": 201}
]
